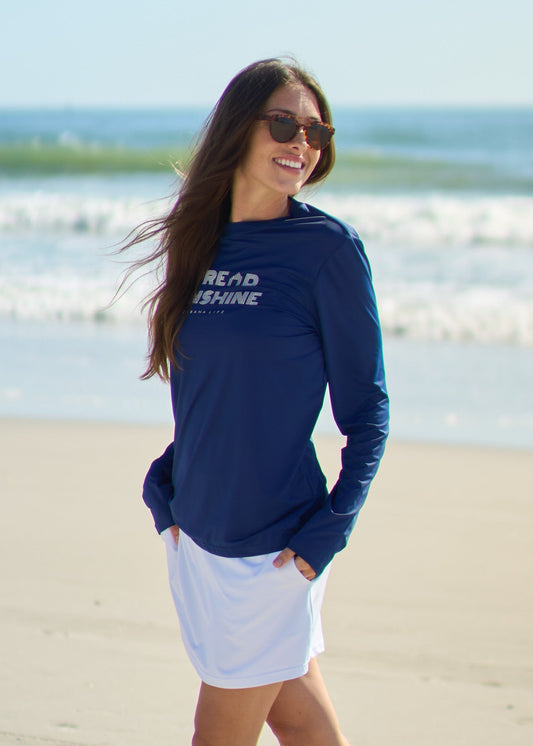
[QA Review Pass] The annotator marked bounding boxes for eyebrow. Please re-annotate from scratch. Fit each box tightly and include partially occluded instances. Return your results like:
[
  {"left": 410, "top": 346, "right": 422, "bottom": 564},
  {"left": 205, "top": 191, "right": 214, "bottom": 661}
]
[{"left": 265, "top": 107, "right": 321, "bottom": 122}]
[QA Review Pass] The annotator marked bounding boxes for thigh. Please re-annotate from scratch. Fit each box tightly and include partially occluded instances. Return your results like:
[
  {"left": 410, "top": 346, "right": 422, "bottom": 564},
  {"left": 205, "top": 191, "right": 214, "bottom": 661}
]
[
  {"left": 193, "top": 679, "right": 283, "bottom": 746},
  {"left": 266, "top": 658, "right": 349, "bottom": 746}
]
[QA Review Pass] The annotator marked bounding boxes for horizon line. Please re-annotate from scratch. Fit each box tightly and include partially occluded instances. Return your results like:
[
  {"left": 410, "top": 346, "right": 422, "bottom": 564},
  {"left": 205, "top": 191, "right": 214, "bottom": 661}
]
[{"left": 1, "top": 101, "right": 532, "bottom": 111}]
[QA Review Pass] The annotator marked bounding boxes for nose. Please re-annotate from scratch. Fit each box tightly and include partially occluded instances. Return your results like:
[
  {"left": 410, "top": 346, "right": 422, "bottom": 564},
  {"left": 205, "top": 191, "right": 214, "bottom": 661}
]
[{"left": 290, "top": 125, "right": 308, "bottom": 150}]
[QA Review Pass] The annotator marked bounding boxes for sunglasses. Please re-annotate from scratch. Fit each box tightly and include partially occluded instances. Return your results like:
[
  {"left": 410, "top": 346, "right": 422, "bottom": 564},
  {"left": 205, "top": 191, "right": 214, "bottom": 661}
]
[{"left": 257, "top": 113, "right": 335, "bottom": 151}]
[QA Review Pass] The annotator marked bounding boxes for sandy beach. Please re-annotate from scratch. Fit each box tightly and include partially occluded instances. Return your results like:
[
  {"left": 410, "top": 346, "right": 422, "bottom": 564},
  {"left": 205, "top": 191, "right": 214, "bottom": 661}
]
[{"left": 1, "top": 419, "right": 532, "bottom": 746}]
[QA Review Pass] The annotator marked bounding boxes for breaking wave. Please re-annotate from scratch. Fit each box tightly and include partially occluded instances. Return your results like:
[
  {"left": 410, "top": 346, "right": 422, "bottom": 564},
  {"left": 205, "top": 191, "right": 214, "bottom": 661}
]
[{"left": 1, "top": 190, "right": 533, "bottom": 248}]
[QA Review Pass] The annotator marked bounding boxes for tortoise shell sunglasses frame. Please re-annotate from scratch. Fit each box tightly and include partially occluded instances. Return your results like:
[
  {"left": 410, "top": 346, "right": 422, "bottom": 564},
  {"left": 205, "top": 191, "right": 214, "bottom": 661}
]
[{"left": 257, "top": 113, "right": 335, "bottom": 150}]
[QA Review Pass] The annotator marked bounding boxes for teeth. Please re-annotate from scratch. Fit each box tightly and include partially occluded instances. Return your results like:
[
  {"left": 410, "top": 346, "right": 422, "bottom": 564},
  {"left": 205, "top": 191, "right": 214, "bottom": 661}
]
[{"left": 274, "top": 158, "right": 302, "bottom": 170}]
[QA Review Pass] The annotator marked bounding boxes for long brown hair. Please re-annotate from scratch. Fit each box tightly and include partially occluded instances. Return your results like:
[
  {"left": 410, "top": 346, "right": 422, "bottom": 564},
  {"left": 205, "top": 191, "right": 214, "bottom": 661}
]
[{"left": 122, "top": 58, "right": 336, "bottom": 381}]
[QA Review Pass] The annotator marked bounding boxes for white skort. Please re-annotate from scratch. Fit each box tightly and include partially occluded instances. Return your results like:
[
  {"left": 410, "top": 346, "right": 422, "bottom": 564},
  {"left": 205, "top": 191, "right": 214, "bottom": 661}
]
[{"left": 161, "top": 528, "right": 330, "bottom": 689}]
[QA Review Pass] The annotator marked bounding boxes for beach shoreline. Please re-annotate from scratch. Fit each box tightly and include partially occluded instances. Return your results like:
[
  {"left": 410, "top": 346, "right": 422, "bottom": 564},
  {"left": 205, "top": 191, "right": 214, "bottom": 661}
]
[
  {"left": 3, "top": 319, "right": 533, "bottom": 451},
  {"left": 1, "top": 419, "right": 532, "bottom": 745}
]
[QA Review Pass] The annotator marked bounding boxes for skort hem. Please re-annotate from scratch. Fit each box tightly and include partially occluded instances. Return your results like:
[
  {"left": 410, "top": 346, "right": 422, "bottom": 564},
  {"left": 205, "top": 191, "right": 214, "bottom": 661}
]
[
  {"left": 194, "top": 660, "right": 310, "bottom": 690},
  {"left": 184, "top": 641, "right": 326, "bottom": 690}
]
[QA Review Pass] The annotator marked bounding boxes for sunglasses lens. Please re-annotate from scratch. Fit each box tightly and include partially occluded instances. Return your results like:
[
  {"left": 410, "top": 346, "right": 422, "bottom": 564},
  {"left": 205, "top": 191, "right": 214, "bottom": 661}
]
[
  {"left": 269, "top": 117, "right": 297, "bottom": 143},
  {"left": 306, "top": 123, "right": 332, "bottom": 150}
]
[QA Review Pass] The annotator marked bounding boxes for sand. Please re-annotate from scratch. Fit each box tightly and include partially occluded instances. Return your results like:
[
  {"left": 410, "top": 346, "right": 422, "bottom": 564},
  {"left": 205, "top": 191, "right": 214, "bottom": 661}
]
[{"left": 0, "top": 419, "right": 532, "bottom": 746}]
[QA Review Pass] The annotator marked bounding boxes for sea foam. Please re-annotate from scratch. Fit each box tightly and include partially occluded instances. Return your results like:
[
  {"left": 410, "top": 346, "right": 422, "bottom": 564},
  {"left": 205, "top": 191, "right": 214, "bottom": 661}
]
[
  {"left": 315, "top": 193, "right": 533, "bottom": 249},
  {"left": 1, "top": 189, "right": 532, "bottom": 346},
  {"left": 1, "top": 190, "right": 532, "bottom": 249}
]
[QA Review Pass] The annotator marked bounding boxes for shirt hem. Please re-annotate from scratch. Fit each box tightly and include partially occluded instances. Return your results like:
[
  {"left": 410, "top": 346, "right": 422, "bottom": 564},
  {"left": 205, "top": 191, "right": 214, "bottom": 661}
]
[{"left": 176, "top": 525, "right": 290, "bottom": 559}]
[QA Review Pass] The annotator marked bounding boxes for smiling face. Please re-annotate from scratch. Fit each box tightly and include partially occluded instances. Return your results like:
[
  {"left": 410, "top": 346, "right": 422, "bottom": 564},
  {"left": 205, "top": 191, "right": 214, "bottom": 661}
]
[{"left": 231, "top": 83, "right": 322, "bottom": 221}]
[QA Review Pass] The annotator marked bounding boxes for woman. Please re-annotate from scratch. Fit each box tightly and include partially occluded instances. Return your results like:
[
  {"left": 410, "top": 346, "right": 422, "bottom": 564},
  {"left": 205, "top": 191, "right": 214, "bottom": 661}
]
[{"left": 136, "top": 58, "right": 388, "bottom": 745}]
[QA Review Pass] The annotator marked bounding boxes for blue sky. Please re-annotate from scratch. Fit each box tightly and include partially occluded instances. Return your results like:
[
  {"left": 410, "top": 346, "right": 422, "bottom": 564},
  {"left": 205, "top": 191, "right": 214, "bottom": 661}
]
[{"left": 2, "top": 0, "right": 531, "bottom": 107}]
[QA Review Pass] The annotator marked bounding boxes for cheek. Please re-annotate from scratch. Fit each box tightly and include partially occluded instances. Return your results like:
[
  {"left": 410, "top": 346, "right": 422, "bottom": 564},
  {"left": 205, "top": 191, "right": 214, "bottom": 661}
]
[
  {"left": 306, "top": 152, "right": 321, "bottom": 177},
  {"left": 239, "top": 126, "right": 270, "bottom": 171}
]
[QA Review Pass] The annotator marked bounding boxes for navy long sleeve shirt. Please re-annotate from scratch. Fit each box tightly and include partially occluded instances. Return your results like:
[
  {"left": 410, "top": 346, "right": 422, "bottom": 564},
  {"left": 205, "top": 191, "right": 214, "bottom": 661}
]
[{"left": 142, "top": 199, "right": 389, "bottom": 576}]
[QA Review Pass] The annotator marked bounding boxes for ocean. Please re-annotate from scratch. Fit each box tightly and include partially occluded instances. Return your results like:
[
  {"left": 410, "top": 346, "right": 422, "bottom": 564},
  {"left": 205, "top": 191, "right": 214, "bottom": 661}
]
[{"left": 1, "top": 107, "right": 532, "bottom": 449}]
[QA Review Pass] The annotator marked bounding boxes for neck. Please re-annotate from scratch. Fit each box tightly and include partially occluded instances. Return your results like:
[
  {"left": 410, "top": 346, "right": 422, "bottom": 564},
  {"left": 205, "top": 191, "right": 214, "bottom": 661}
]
[{"left": 230, "top": 187, "right": 290, "bottom": 223}]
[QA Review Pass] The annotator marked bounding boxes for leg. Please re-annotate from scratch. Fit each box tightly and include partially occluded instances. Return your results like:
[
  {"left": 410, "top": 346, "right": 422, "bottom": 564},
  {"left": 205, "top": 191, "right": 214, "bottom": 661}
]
[
  {"left": 266, "top": 658, "right": 350, "bottom": 746},
  {"left": 192, "top": 679, "right": 283, "bottom": 746}
]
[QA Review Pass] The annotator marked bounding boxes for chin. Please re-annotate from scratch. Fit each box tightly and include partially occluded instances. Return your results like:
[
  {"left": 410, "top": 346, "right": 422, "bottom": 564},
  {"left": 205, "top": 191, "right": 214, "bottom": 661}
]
[{"left": 285, "top": 180, "right": 305, "bottom": 195}]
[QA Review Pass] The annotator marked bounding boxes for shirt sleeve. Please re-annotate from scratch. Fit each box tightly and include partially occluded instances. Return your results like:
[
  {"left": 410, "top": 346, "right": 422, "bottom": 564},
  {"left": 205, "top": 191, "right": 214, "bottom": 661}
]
[
  {"left": 288, "top": 233, "right": 389, "bottom": 576},
  {"left": 142, "top": 441, "right": 176, "bottom": 533}
]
